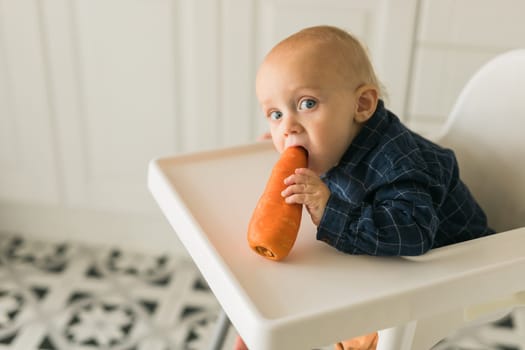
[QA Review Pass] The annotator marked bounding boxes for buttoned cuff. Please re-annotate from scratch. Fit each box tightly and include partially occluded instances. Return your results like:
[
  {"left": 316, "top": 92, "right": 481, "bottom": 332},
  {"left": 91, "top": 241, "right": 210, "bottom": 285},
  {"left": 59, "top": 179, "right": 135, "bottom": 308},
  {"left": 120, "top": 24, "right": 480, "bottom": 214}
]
[{"left": 316, "top": 194, "right": 358, "bottom": 251}]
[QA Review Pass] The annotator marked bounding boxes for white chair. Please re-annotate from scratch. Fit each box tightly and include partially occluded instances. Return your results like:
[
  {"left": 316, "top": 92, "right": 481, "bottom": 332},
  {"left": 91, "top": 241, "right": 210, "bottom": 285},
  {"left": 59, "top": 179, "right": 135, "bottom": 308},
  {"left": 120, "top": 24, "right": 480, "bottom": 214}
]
[
  {"left": 377, "top": 48, "right": 525, "bottom": 349},
  {"left": 148, "top": 49, "right": 525, "bottom": 350}
]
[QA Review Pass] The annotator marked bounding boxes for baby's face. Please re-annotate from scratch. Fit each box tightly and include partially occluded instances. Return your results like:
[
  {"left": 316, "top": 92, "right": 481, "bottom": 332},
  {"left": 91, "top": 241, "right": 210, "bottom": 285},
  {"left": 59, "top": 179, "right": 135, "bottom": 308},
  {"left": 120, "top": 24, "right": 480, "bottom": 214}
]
[{"left": 256, "top": 44, "right": 363, "bottom": 175}]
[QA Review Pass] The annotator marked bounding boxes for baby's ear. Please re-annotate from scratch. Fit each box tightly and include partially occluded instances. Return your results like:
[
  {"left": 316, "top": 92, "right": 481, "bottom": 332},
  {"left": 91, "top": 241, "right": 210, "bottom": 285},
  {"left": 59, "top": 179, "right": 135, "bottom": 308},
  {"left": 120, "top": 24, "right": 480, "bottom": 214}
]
[{"left": 354, "top": 85, "right": 379, "bottom": 123}]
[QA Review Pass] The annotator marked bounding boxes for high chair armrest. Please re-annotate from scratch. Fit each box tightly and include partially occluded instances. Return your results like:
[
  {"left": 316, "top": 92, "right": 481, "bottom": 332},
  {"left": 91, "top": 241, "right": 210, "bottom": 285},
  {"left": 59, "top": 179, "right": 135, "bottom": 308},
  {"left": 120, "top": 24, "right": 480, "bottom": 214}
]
[
  {"left": 401, "top": 226, "right": 525, "bottom": 313},
  {"left": 465, "top": 290, "right": 525, "bottom": 322}
]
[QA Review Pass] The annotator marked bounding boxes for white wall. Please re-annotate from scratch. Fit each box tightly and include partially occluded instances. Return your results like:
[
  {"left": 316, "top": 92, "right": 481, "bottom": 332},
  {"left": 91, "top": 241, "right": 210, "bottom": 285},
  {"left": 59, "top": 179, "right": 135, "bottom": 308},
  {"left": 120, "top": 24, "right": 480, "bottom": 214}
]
[
  {"left": 406, "top": 0, "right": 525, "bottom": 132},
  {"left": 1, "top": 0, "right": 524, "bottom": 253}
]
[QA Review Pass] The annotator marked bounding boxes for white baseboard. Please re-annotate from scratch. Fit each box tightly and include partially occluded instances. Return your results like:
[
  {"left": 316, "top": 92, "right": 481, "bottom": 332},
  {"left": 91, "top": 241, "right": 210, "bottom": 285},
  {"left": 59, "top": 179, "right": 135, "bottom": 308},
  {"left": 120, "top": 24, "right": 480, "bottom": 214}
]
[{"left": 0, "top": 200, "right": 189, "bottom": 257}]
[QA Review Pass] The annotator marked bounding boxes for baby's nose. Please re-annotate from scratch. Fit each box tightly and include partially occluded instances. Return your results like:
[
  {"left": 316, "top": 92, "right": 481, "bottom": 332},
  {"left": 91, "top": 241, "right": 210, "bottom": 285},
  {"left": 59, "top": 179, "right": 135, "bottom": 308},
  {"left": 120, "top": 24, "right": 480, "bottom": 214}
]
[{"left": 282, "top": 115, "right": 302, "bottom": 135}]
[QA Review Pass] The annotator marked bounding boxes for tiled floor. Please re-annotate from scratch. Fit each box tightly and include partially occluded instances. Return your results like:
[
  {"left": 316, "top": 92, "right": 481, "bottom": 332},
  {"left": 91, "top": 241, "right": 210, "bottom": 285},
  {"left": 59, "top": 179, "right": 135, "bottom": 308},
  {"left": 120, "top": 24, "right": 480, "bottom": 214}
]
[
  {"left": 0, "top": 231, "right": 238, "bottom": 350},
  {"left": 0, "top": 231, "right": 523, "bottom": 350}
]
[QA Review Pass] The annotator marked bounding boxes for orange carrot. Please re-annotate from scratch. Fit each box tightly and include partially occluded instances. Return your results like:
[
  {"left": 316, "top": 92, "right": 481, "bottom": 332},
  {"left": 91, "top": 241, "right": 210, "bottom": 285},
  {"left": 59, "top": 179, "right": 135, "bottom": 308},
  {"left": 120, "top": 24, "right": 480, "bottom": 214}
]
[
  {"left": 335, "top": 332, "right": 378, "bottom": 350},
  {"left": 247, "top": 146, "right": 308, "bottom": 261}
]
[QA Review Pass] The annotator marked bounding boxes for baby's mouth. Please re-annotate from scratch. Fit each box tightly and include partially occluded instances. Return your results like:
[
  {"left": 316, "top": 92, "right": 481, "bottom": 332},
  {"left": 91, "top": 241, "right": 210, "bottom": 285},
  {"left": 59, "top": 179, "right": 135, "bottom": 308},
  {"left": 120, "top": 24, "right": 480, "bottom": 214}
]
[
  {"left": 286, "top": 144, "right": 308, "bottom": 157},
  {"left": 295, "top": 145, "right": 308, "bottom": 155}
]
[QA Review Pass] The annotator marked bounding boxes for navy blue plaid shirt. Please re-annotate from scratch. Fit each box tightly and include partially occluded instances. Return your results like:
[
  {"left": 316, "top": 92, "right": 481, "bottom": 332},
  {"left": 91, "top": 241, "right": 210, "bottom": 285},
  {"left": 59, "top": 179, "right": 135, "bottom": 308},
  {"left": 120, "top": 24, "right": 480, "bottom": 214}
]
[{"left": 318, "top": 100, "right": 494, "bottom": 256}]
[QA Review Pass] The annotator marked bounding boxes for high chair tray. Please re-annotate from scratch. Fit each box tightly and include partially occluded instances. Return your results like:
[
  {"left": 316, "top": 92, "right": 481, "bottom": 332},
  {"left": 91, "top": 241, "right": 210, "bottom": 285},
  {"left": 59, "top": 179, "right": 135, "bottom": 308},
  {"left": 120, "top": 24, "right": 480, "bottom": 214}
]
[{"left": 148, "top": 142, "right": 525, "bottom": 350}]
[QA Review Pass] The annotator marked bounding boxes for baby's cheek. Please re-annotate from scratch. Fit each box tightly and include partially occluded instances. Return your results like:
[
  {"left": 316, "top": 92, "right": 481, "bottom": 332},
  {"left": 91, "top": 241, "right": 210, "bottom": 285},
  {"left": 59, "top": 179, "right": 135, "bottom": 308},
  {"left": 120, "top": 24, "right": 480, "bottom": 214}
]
[
  {"left": 309, "top": 160, "right": 329, "bottom": 177},
  {"left": 271, "top": 137, "right": 285, "bottom": 153},
  {"left": 306, "top": 158, "right": 320, "bottom": 174}
]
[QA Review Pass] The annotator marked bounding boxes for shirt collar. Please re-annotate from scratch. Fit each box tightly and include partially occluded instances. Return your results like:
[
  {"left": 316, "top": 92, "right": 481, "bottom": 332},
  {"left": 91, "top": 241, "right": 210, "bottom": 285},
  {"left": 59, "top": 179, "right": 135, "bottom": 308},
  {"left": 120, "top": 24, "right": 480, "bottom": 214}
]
[{"left": 327, "top": 99, "right": 390, "bottom": 175}]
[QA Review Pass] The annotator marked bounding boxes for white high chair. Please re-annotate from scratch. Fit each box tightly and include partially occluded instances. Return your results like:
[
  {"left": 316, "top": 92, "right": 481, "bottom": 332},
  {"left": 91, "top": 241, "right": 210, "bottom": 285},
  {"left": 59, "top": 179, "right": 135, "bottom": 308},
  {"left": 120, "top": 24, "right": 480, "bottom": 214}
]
[
  {"left": 376, "top": 49, "right": 525, "bottom": 349},
  {"left": 148, "top": 49, "right": 525, "bottom": 350}
]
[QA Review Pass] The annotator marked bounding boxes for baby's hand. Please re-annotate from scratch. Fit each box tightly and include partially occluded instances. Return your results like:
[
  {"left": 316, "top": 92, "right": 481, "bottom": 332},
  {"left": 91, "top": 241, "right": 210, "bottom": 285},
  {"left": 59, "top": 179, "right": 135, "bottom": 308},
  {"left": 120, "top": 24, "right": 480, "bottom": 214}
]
[{"left": 281, "top": 168, "right": 330, "bottom": 226}]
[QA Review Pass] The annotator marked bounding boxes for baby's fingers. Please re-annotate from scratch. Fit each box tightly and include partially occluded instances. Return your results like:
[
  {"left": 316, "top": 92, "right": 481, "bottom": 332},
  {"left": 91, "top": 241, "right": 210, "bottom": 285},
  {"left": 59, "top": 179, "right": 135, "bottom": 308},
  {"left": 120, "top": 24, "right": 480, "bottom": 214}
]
[
  {"left": 294, "top": 167, "right": 318, "bottom": 177},
  {"left": 281, "top": 183, "right": 309, "bottom": 198},
  {"left": 284, "top": 193, "right": 307, "bottom": 205},
  {"left": 283, "top": 168, "right": 314, "bottom": 186}
]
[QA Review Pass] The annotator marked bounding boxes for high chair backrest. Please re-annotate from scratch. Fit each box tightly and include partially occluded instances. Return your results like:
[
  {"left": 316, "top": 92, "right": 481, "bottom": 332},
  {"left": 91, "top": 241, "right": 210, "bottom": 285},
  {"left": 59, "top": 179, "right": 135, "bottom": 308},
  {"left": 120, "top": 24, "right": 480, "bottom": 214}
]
[{"left": 437, "top": 50, "right": 525, "bottom": 232}]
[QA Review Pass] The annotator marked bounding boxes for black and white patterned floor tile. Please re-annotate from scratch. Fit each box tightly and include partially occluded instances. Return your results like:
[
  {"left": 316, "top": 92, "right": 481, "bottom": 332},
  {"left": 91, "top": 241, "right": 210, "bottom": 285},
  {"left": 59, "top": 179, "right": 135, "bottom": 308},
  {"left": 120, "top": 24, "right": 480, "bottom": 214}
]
[
  {"left": 431, "top": 312, "right": 525, "bottom": 350},
  {"left": 0, "top": 232, "right": 523, "bottom": 350},
  {"left": 0, "top": 232, "right": 238, "bottom": 350}
]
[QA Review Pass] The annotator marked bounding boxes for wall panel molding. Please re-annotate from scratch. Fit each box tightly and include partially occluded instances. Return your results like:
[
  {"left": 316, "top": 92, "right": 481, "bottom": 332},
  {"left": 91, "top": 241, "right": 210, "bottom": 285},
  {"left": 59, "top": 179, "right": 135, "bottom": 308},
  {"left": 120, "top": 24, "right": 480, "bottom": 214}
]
[
  {"left": 406, "top": 0, "right": 525, "bottom": 125},
  {"left": 41, "top": 0, "right": 88, "bottom": 207},
  {"left": 177, "top": 0, "right": 220, "bottom": 152},
  {"left": 0, "top": 0, "right": 59, "bottom": 204},
  {"left": 42, "top": 0, "right": 183, "bottom": 212},
  {"left": 220, "top": 0, "right": 258, "bottom": 146},
  {"left": 1, "top": 0, "right": 420, "bottom": 220}
]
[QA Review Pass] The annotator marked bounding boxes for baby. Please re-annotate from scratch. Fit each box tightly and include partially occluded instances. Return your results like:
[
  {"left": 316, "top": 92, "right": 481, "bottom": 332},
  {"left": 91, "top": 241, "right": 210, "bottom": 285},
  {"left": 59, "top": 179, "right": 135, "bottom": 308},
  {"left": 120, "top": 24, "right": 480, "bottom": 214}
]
[{"left": 236, "top": 25, "right": 493, "bottom": 350}]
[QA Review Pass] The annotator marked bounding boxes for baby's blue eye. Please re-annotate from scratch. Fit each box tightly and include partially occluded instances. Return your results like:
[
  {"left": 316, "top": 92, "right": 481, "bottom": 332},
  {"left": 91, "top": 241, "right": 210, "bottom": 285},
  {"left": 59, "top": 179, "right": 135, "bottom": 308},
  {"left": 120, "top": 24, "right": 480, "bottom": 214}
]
[
  {"left": 269, "top": 111, "right": 283, "bottom": 120},
  {"left": 299, "top": 99, "right": 317, "bottom": 110}
]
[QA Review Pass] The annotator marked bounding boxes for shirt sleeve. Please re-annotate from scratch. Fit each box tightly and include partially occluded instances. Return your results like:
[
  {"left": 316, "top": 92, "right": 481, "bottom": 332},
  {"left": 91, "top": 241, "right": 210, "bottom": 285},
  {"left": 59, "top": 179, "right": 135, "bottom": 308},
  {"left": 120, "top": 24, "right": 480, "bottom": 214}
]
[{"left": 317, "top": 175, "right": 441, "bottom": 256}]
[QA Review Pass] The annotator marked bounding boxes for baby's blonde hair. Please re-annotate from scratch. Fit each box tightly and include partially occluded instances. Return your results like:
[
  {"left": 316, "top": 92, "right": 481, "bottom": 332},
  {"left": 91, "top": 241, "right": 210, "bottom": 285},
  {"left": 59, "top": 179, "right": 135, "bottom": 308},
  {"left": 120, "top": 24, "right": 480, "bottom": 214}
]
[{"left": 272, "top": 25, "right": 384, "bottom": 98}]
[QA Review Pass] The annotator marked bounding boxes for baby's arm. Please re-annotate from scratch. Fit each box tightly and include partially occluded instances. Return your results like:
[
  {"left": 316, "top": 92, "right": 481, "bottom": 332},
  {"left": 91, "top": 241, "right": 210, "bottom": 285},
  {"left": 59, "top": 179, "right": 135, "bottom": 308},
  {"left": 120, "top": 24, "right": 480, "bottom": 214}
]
[
  {"left": 281, "top": 168, "right": 330, "bottom": 226},
  {"left": 318, "top": 178, "right": 439, "bottom": 256}
]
